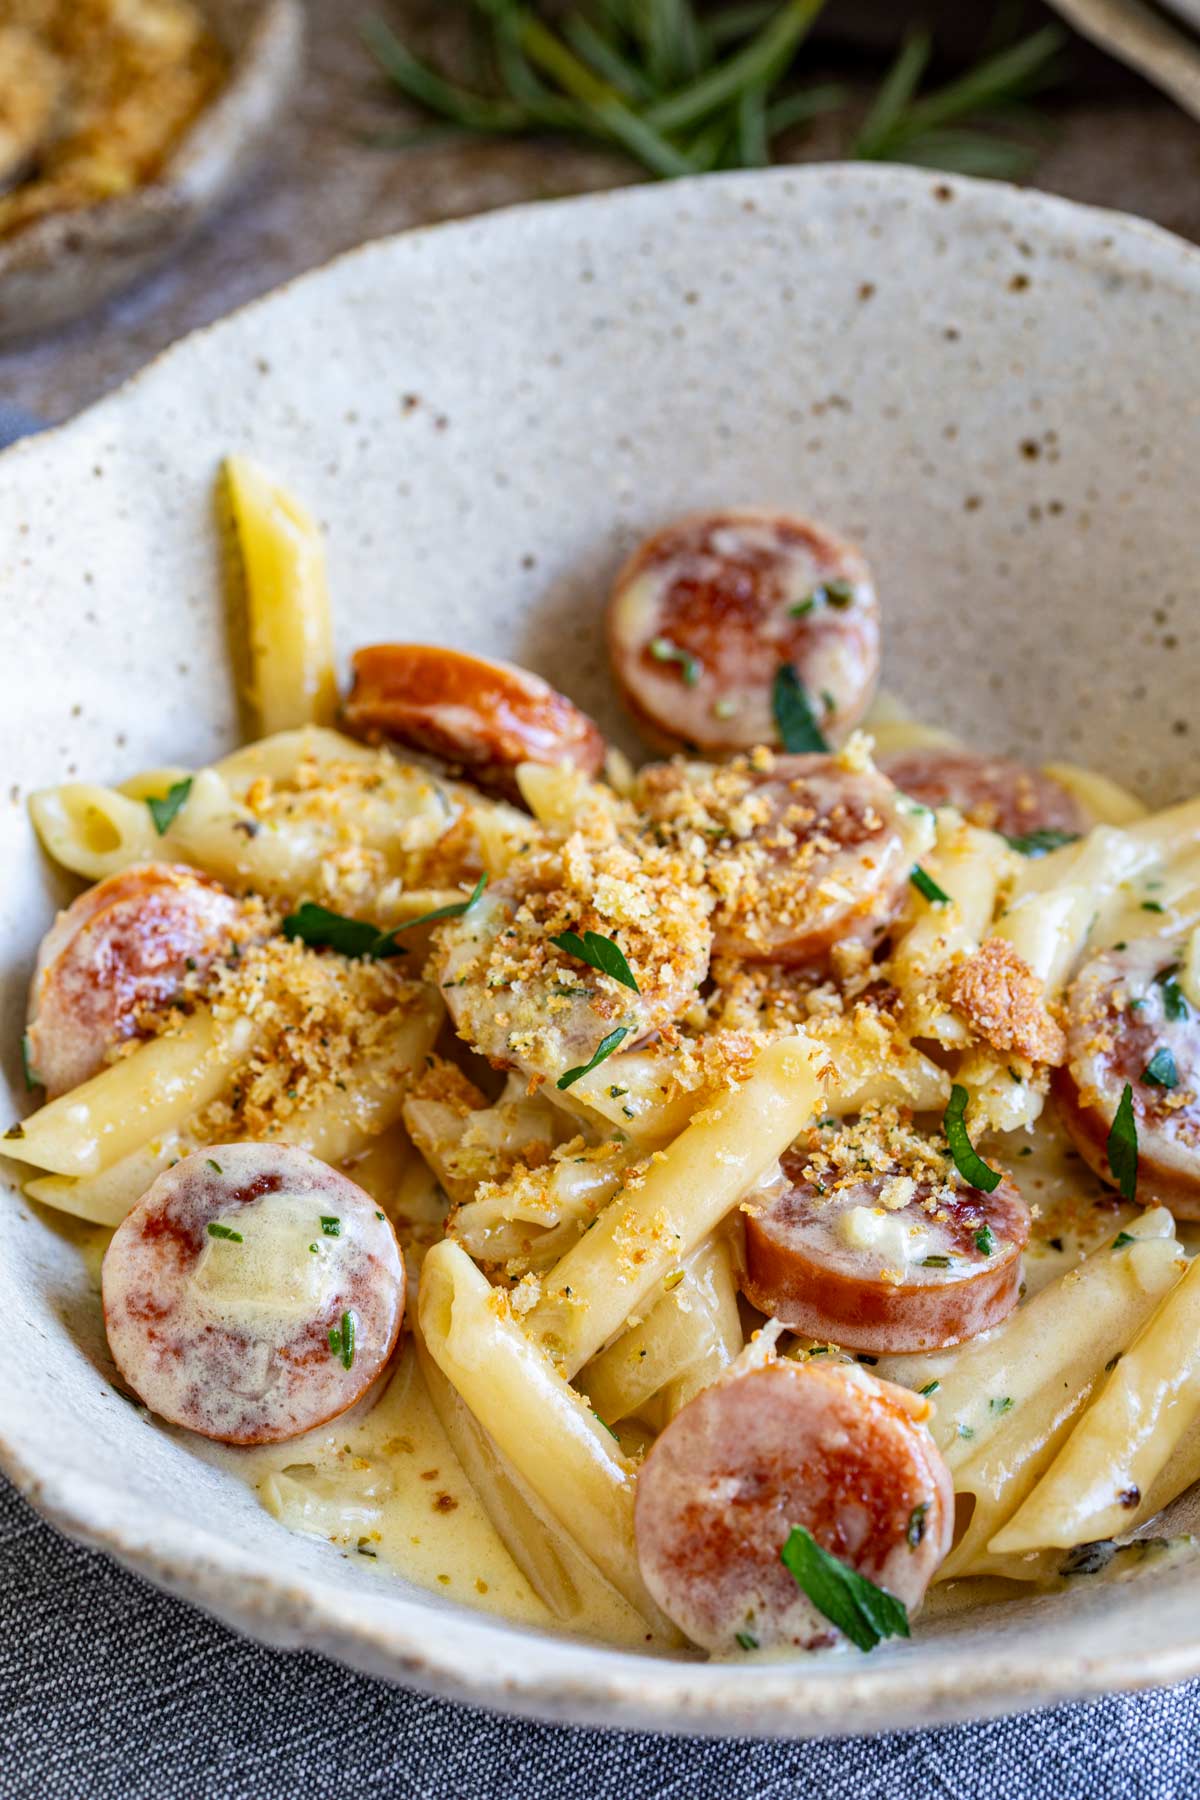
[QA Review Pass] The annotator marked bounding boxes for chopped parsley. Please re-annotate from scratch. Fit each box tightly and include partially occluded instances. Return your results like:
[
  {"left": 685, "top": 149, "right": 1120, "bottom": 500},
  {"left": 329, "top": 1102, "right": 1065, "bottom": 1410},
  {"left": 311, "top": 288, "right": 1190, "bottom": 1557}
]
[
  {"left": 791, "top": 580, "right": 855, "bottom": 617},
  {"left": 772, "top": 663, "right": 829, "bottom": 753},
  {"left": 919, "top": 1380, "right": 941, "bottom": 1397},
  {"left": 283, "top": 875, "right": 488, "bottom": 960},
  {"left": 1142, "top": 1046, "right": 1179, "bottom": 1089},
  {"left": 328, "top": 1310, "right": 356, "bottom": 1371},
  {"left": 1112, "top": 1230, "right": 1135, "bottom": 1250},
  {"left": 943, "top": 1084, "right": 1002, "bottom": 1193},
  {"left": 989, "top": 1395, "right": 1014, "bottom": 1416},
  {"left": 921, "top": 1255, "right": 952, "bottom": 1269},
  {"left": 734, "top": 1630, "right": 759, "bottom": 1651},
  {"left": 974, "top": 1224, "right": 997, "bottom": 1258},
  {"left": 910, "top": 865, "right": 950, "bottom": 906},
  {"left": 649, "top": 636, "right": 701, "bottom": 686},
  {"left": 557, "top": 1026, "right": 629, "bottom": 1091},
  {"left": 1142, "top": 900, "right": 1165, "bottom": 914},
  {"left": 779, "top": 1526, "right": 909, "bottom": 1653},
  {"left": 550, "top": 929, "right": 640, "bottom": 993},
  {"left": 206, "top": 1222, "right": 243, "bottom": 1243},
  {"left": 20, "top": 1033, "right": 40, "bottom": 1092},
  {"left": 355, "top": 1538, "right": 378, "bottom": 1558},
  {"left": 1003, "top": 828, "right": 1080, "bottom": 857},
  {"left": 320, "top": 1216, "right": 341, "bottom": 1237},
  {"left": 206, "top": 1159, "right": 223, "bottom": 1175},
  {"left": 146, "top": 776, "right": 193, "bottom": 836},
  {"left": 906, "top": 1502, "right": 929, "bottom": 1549},
  {"left": 957, "top": 1423, "right": 975, "bottom": 1441},
  {"left": 1106, "top": 1083, "right": 1138, "bottom": 1202},
  {"left": 1157, "top": 969, "right": 1189, "bottom": 1021}
]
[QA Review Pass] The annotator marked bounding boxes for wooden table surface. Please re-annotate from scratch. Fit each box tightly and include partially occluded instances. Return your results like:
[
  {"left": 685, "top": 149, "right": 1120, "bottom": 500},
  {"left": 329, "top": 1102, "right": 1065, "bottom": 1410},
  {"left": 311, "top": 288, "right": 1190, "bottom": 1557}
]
[{"left": 4, "top": 0, "right": 1200, "bottom": 424}]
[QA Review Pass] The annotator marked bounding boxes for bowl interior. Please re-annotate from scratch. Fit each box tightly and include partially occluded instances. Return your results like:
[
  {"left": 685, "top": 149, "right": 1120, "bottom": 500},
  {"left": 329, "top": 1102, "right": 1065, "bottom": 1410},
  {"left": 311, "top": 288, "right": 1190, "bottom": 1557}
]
[{"left": 2, "top": 165, "right": 1200, "bottom": 1735}]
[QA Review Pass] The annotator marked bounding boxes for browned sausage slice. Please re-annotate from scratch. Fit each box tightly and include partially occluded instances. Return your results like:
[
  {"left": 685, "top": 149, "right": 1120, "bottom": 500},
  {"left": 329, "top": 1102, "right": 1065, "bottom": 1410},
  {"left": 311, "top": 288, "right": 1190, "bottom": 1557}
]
[
  {"left": 102, "top": 1143, "right": 405, "bottom": 1445},
  {"left": 879, "top": 748, "right": 1084, "bottom": 840},
  {"left": 740, "top": 1119, "right": 1029, "bottom": 1352},
  {"left": 634, "top": 1359, "right": 953, "bottom": 1654},
  {"left": 636, "top": 753, "right": 914, "bottom": 966},
  {"left": 344, "top": 644, "right": 605, "bottom": 796},
  {"left": 608, "top": 509, "right": 880, "bottom": 754},
  {"left": 1054, "top": 938, "right": 1200, "bottom": 1219},
  {"left": 26, "top": 863, "right": 242, "bottom": 1097}
]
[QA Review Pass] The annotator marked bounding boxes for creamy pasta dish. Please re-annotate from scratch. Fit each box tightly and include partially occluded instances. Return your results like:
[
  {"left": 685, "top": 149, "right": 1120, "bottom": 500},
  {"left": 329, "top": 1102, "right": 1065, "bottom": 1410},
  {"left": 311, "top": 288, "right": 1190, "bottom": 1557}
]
[{"left": 9, "top": 460, "right": 1200, "bottom": 1660}]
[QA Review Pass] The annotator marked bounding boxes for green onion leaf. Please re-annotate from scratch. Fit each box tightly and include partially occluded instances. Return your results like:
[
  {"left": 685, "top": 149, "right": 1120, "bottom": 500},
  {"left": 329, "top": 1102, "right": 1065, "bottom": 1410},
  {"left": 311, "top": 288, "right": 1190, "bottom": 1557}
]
[
  {"left": 146, "top": 777, "right": 193, "bottom": 836},
  {"left": 906, "top": 1501, "right": 929, "bottom": 1548},
  {"left": 328, "top": 1310, "right": 356, "bottom": 1372},
  {"left": 550, "top": 930, "right": 640, "bottom": 993},
  {"left": 943, "top": 1085, "right": 1002, "bottom": 1193},
  {"left": 1003, "top": 828, "right": 1080, "bottom": 857},
  {"left": 919, "top": 1379, "right": 940, "bottom": 1397},
  {"left": 1106, "top": 1083, "right": 1138, "bottom": 1202},
  {"left": 772, "top": 663, "right": 829, "bottom": 753},
  {"left": 779, "top": 1525, "right": 910, "bottom": 1653},
  {"left": 557, "top": 1026, "right": 629, "bottom": 1090},
  {"left": 206, "top": 1222, "right": 243, "bottom": 1243},
  {"left": 1142, "top": 1047, "right": 1179, "bottom": 1090},
  {"left": 734, "top": 1629, "right": 759, "bottom": 1651},
  {"left": 649, "top": 636, "right": 701, "bottom": 686},
  {"left": 320, "top": 1216, "right": 341, "bottom": 1237},
  {"left": 910, "top": 865, "right": 950, "bottom": 906}
]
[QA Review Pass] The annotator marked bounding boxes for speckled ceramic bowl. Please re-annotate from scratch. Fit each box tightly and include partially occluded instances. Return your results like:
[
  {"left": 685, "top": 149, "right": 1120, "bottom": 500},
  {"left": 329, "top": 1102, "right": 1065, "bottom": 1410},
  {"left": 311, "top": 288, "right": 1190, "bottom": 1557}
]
[
  {"left": 0, "top": 0, "right": 304, "bottom": 344},
  {"left": 2, "top": 166, "right": 1200, "bottom": 1736}
]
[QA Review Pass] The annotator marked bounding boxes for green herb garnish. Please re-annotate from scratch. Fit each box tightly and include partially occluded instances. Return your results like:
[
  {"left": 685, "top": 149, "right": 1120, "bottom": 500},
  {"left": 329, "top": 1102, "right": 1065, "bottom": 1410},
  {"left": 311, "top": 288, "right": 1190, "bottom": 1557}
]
[
  {"left": 734, "top": 1630, "right": 759, "bottom": 1651},
  {"left": 1003, "top": 828, "right": 1080, "bottom": 857},
  {"left": 320, "top": 1216, "right": 342, "bottom": 1237},
  {"left": 943, "top": 1085, "right": 1001, "bottom": 1193},
  {"left": 791, "top": 579, "right": 855, "bottom": 618},
  {"left": 146, "top": 776, "right": 193, "bottom": 836},
  {"left": 1112, "top": 1230, "right": 1135, "bottom": 1250},
  {"left": 557, "top": 1026, "right": 629, "bottom": 1091},
  {"left": 772, "top": 663, "right": 828, "bottom": 753},
  {"left": 550, "top": 929, "right": 640, "bottom": 993},
  {"left": 921, "top": 1255, "right": 951, "bottom": 1269},
  {"left": 957, "top": 1423, "right": 975, "bottom": 1440},
  {"left": 206, "top": 1222, "right": 243, "bottom": 1243},
  {"left": 1142, "top": 901, "right": 1165, "bottom": 914},
  {"left": 20, "top": 1033, "right": 40, "bottom": 1092},
  {"left": 974, "top": 1223, "right": 996, "bottom": 1258},
  {"left": 910, "top": 865, "right": 950, "bottom": 906},
  {"left": 779, "top": 1525, "right": 909, "bottom": 1653},
  {"left": 1107, "top": 1084, "right": 1138, "bottom": 1203},
  {"left": 328, "top": 1310, "right": 356, "bottom": 1371},
  {"left": 283, "top": 875, "right": 488, "bottom": 960},
  {"left": 649, "top": 636, "right": 701, "bottom": 685},
  {"left": 206, "top": 1159, "right": 223, "bottom": 1174},
  {"left": 919, "top": 1380, "right": 941, "bottom": 1397},
  {"left": 1157, "top": 970, "right": 1189, "bottom": 1021},
  {"left": 1142, "top": 1047, "right": 1179, "bottom": 1090},
  {"left": 989, "top": 1395, "right": 1013, "bottom": 1416},
  {"left": 356, "top": 1538, "right": 378, "bottom": 1558},
  {"left": 906, "top": 1502, "right": 929, "bottom": 1549}
]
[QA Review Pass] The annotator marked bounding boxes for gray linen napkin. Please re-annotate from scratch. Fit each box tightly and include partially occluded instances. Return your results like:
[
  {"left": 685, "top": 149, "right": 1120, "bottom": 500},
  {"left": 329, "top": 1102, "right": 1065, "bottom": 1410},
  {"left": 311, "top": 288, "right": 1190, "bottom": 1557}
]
[{"left": 1, "top": 403, "right": 1197, "bottom": 1800}]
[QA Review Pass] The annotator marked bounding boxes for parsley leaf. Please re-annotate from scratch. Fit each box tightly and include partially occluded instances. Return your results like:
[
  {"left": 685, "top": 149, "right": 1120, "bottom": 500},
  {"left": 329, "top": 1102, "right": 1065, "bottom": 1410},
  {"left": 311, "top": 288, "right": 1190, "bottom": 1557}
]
[
  {"left": 283, "top": 876, "right": 488, "bottom": 960},
  {"left": 772, "top": 664, "right": 829, "bottom": 753},
  {"left": 790, "top": 579, "right": 855, "bottom": 618},
  {"left": 328, "top": 1310, "right": 356, "bottom": 1372},
  {"left": 550, "top": 929, "right": 640, "bottom": 993},
  {"left": 1112, "top": 1230, "right": 1135, "bottom": 1250},
  {"left": 146, "top": 777, "right": 193, "bottom": 836},
  {"left": 919, "top": 1380, "right": 941, "bottom": 1397},
  {"left": 649, "top": 636, "right": 701, "bottom": 686},
  {"left": 1003, "top": 828, "right": 1080, "bottom": 857},
  {"left": 206, "top": 1222, "right": 243, "bottom": 1243},
  {"left": 779, "top": 1525, "right": 910, "bottom": 1653},
  {"left": 734, "top": 1630, "right": 759, "bottom": 1651},
  {"left": 943, "top": 1085, "right": 1002, "bottom": 1193},
  {"left": 1156, "top": 969, "right": 1189, "bottom": 1022},
  {"left": 1106, "top": 1082, "right": 1138, "bottom": 1202},
  {"left": 974, "top": 1223, "right": 997, "bottom": 1257},
  {"left": 557, "top": 1026, "right": 629, "bottom": 1091},
  {"left": 1142, "top": 1046, "right": 1179, "bottom": 1089},
  {"left": 20, "top": 1033, "right": 40, "bottom": 1093},
  {"left": 910, "top": 865, "right": 950, "bottom": 906}
]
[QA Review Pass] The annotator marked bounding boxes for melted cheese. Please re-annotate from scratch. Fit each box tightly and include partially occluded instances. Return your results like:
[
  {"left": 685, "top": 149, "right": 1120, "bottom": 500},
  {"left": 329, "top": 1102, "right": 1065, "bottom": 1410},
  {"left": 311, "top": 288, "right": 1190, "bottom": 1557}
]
[{"left": 192, "top": 1191, "right": 335, "bottom": 1320}]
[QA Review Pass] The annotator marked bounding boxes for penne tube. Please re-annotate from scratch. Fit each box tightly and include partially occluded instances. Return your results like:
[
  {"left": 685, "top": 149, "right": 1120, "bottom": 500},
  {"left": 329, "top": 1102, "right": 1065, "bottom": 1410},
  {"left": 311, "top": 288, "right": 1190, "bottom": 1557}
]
[
  {"left": 890, "top": 818, "right": 1015, "bottom": 1045},
  {"left": 526, "top": 1033, "right": 825, "bottom": 1378},
  {"left": 224, "top": 455, "right": 338, "bottom": 736},
  {"left": 418, "top": 1238, "right": 677, "bottom": 1636},
  {"left": 3, "top": 1011, "right": 255, "bottom": 1177},
  {"left": 579, "top": 1236, "right": 742, "bottom": 1427},
  {"left": 927, "top": 1209, "right": 1184, "bottom": 1580},
  {"left": 28, "top": 782, "right": 161, "bottom": 881},
  {"left": 992, "top": 1253, "right": 1200, "bottom": 1553},
  {"left": 1043, "top": 761, "right": 1147, "bottom": 827},
  {"left": 413, "top": 1325, "right": 583, "bottom": 1620},
  {"left": 24, "top": 1138, "right": 183, "bottom": 1228}
]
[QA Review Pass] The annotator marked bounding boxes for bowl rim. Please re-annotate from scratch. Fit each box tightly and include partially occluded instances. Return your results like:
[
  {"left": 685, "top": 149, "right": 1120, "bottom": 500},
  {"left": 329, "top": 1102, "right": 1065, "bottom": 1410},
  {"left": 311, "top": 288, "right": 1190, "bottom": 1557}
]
[{"left": 5, "top": 160, "right": 1200, "bottom": 1737}]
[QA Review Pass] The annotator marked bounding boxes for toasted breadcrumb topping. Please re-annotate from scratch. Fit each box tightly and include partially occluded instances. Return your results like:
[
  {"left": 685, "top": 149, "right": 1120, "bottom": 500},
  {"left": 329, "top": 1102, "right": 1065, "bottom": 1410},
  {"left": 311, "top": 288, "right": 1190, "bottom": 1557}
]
[
  {"left": 796, "top": 1105, "right": 960, "bottom": 1216},
  {"left": 947, "top": 938, "right": 1067, "bottom": 1066}
]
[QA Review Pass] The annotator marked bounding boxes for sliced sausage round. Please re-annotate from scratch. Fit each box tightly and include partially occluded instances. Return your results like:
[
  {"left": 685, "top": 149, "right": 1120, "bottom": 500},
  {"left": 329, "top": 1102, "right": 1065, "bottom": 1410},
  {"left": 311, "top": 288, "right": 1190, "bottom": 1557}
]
[
  {"left": 26, "top": 863, "right": 242, "bottom": 1097},
  {"left": 608, "top": 509, "right": 880, "bottom": 754},
  {"left": 740, "top": 1124, "right": 1029, "bottom": 1353},
  {"left": 1054, "top": 937, "right": 1200, "bottom": 1219},
  {"left": 430, "top": 850, "right": 713, "bottom": 1085},
  {"left": 636, "top": 753, "right": 912, "bottom": 966},
  {"left": 879, "top": 748, "right": 1084, "bottom": 841},
  {"left": 102, "top": 1143, "right": 405, "bottom": 1445},
  {"left": 634, "top": 1359, "right": 953, "bottom": 1655},
  {"left": 344, "top": 644, "right": 606, "bottom": 797}
]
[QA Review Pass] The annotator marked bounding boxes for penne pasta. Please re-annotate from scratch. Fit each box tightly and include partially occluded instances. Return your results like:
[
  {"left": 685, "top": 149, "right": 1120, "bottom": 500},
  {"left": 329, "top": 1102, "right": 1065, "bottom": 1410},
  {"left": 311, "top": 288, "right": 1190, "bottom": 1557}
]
[
  {"left": 418, "top": 1238, "right": 678, "bottom": 1636},
  {"left": 224, "top": 455, "right": 338, "bottom": 736},
  {"left": 27, "top": 782, "right": 161, "bottom": 881},
  {"left": 526, "top": 1033, "right": 825, "bottom": 1378}
]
